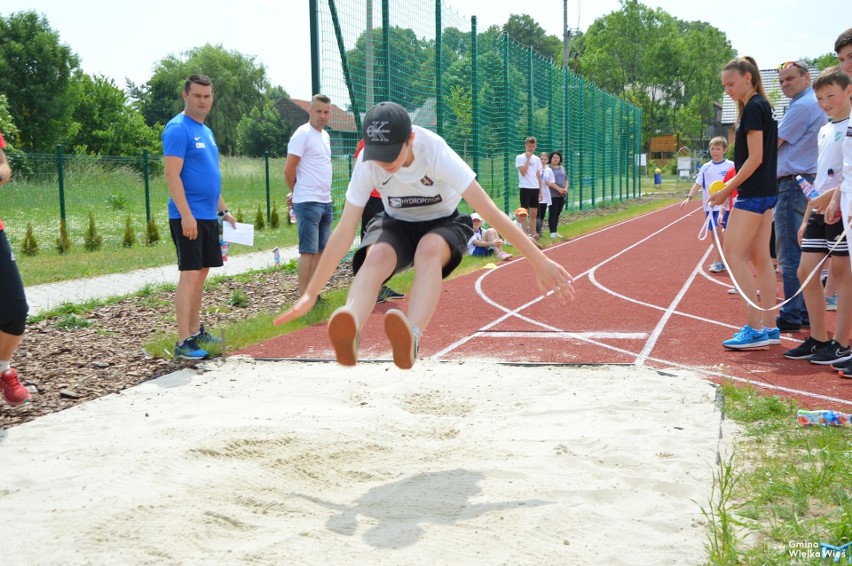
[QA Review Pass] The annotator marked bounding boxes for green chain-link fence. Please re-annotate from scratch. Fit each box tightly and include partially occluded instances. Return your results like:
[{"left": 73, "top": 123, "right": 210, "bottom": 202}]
[{"left": 313, "top": 0, "right": 642, "bottom": 216}]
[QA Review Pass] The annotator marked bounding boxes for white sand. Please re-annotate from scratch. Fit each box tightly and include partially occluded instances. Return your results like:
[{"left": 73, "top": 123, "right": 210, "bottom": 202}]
[{"left": 0, "top": 359, "right": 725, "bottom": 565}]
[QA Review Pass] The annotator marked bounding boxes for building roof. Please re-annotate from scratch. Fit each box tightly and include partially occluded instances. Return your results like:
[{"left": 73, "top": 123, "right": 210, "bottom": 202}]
[
  {"left": 721, "top": 66, "right": 817, "bottom": 125},
  {"left": 284, "top": 98, "right": 358, "bottom": 132}
]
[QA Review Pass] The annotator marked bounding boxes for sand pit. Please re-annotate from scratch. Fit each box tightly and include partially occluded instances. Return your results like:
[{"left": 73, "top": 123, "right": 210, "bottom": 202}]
[{"left": 0, "top": 358, "right": 725, "bottom": 564}]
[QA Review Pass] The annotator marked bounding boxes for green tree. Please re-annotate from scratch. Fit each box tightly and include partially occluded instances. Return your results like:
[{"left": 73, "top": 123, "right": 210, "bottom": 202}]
[
  {"left": 132, "top": 44, "right": 271, "bottom": 155},
  {"left": 236, "top": 103, "right": 292, "bottom": 158},
  {"left": 503, "top": 14, "right": 561, "bottom": 60},
  {"left": 68, "top": 73, "right": 160, "bottom": 155},
  {"left": 578, "top": 0, "right": 733, "bottom": 147},
  {"left": 0, "top": 11, "right": 80, "bottom": 152}
]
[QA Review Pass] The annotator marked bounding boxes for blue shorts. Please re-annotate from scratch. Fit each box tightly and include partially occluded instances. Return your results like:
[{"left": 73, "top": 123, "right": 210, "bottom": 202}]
[
  {"left": 721, "top": 209, "right": 731, "bottom": 228},
  {"left": 293, "top": 201, "right": 333, "bottom": 254},
  {"left": 704, "top": 210, "right": 721, "bottom": 231},
  {"left": 733, "top": 195, "right": 777, "bottom": 215}
]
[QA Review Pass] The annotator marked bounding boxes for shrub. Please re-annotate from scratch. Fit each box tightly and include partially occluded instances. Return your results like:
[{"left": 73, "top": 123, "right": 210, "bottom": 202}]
[
  {"left": 236, "top": 208, "right": 245, "bottom": 223},
  {"left": 270, "top": 201, "right": 280, "bottom": 229},
  {"left": 255, "top": 205, "right": 266, "bottom": 230},
  {"left": 20, "top": 223, "right": 38, "bottom": 256},
  {"left": 122, "top": 215, "right": 136, "bottom": 248},
  {"left": 83, "top": 211, "right": 103, "bottom": 251},
  {"left": 145, "top": 217, "right": 160, "bottom": 246},
  {"left": 229, "top": 289, "right": 249, "bottom": 307},
  {"left": 107, "top": 193, "right": 128, "bottom": 211},
  {"left": 56, "top": 220, "right": 72, "bottom": 254}
]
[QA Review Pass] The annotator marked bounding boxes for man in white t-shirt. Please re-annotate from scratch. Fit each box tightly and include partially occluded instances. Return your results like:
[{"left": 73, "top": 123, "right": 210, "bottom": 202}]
[
  {"left": 515, "top": 136, "right": 542, "bottom": 238},
  {"left": 274, "top": 102, "right": 575, "bottom": 370},
  {"left": 284, "top": 94, "right": 333, "bottom": 294}
]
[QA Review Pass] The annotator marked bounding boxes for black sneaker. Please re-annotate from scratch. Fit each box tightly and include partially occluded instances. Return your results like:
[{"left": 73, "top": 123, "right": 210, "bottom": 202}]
[
  {"left": 809, "top": 340, "right": 852, "bottom": 365},
  {"left": 776, "top": 316, "right": 802, "bottom": 333},
  {"left": 379, "top": 286, "right": 404, "bottom": 300},
  {"left": 195, "top": 324, "right": 222, "bottom": 345},
  {"left": 831, "top": 357, "right": 852, "bottom": 371},
  {"left": 783, "top": 337, "right": 828, "bottom": 360}
]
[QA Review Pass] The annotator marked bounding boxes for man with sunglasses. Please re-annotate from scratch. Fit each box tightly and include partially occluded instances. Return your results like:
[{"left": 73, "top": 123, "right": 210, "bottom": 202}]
[{"left": 774, "top": 60, "right": 826, "bottom": 333}]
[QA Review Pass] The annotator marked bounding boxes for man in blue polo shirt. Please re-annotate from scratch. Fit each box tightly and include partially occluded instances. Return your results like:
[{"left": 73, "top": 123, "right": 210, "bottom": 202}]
[
  {"left": 163, "top": 74, "right": 236, "bottom": 359},
  {"left": 774, "top": 61, "right": 826, "bottom": 332}
]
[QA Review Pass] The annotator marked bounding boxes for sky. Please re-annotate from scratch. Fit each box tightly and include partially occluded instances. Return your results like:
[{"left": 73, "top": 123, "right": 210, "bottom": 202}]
[{"left": 1, "top": 0, "right": 847, "bottom": 101}]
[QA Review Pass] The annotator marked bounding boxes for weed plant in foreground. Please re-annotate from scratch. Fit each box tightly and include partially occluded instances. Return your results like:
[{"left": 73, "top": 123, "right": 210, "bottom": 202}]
[{"left": 704, "top": 381, "right": 851, "bottom": 565}]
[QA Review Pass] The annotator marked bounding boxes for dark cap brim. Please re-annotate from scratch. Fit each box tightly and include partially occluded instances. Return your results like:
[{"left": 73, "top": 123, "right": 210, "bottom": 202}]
[{"left": 362, "top": 141, "right": 404, "bottom": 163}]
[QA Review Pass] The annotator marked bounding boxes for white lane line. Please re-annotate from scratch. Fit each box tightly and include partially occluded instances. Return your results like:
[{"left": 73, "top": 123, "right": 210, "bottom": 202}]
[
  {"left": 632, "top": 246, "right": 713, "bottom": 365},
  {"left": 476, "top": 331, "right": 649, "bottom": 340}
]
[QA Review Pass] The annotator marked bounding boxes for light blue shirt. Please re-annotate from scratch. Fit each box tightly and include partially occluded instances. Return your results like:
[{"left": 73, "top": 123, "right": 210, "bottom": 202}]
[{"left": 777, "top": 86, "right": 825, "bottom": 177}]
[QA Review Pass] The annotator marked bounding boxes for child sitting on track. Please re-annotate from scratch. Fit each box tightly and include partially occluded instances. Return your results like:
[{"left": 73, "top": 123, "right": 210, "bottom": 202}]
[
  {"left": 274, "top": 102, "right": 574, "bottom": 369},
  {"left": 468, "top": 213, "right": 512, "bottom": 261}
]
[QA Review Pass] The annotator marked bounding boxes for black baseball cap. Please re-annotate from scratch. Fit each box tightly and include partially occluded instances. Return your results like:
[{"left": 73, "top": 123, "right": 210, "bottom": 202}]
[{"left": 362, "top": 101, "right": 412, "bottom": 162}]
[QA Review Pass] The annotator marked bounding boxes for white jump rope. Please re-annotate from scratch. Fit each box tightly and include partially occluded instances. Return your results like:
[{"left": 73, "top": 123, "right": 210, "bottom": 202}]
[{"left": 697, "top": 198, "right": 850, "bottom": 313}]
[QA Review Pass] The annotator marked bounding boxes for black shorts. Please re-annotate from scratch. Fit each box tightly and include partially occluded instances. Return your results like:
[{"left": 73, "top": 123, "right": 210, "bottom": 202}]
[
  {"left": 0, "top": 230, "right": 29, "bottom": 336},
  {"left": 353, "top": 211, "right": 474, "bottom": 280},
  {"left": 519, "top": 188, "right": 539, "bottom": 209},
  {"left": 169, "top": 218, "right": 224, "bottom": 271},
  {"left": 801, "top": 213, "right": 848, "bottom": 256}
]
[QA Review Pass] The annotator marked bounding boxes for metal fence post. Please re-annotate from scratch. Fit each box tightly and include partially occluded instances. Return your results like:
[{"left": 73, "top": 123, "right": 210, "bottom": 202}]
[
  {"left": 264, "top": 150, "right": 271, "bottom": 222},
  {"left": 471, "top": 16, "right": 479, "bottom": 176},
  {"left": 143, "top": 149, "right": 151, "bottom": 223},
  {"left": 56, "top": 144, "right": 66, "bottom": 222},
  {"left": 435, "top": 0, "right": 443, "bottom": 137},
  {"left": 502, "top": 32, "right": 510, "bottom": 214}
]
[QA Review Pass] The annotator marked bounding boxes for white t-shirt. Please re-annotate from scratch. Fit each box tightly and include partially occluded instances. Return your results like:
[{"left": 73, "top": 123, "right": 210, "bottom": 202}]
[
  {"left": 843, "top": 120, "right": 852, "bottom": 195},
  {"left": 287, "top": 122, "right": 332, "bottom": 203},
  {"left": 346, "top": 126, "right": 476, "bottom": 222},
  {"left": 539, "top": 166, "right": 554, "bottom": 205},
  {"left": 696, "top": 159, "right": 734, "bottom": 212},
  {"left": 815, "top": 116, "right": 848, "bottom": 195},
  {"left": 515, "top": 153, "right": 542, "bottom": 188}
]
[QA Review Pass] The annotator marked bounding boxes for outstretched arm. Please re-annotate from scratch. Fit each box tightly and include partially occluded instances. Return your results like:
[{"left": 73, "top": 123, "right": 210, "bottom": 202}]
[
  {"left": 273, "top": 201, "right": 364, "bottom": 325},
  {"left": 462, "top": 180, "right": 575, "bottom": 302}
]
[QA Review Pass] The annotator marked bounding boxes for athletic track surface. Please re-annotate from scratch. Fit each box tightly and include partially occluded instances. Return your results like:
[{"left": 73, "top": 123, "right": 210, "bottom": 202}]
[{"left": 241, "top": 203, "right": 852, "bottom": 411}]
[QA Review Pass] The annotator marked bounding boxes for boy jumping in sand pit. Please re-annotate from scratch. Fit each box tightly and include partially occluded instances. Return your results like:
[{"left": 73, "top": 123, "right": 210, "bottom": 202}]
[{"left": 274, "top": 101, "right": 575, "bottom": 369}]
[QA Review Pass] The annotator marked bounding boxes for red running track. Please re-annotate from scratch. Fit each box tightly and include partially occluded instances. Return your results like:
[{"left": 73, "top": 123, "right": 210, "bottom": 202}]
[{"left": 241, "top": 203, "right": 852, "bottom": 411}]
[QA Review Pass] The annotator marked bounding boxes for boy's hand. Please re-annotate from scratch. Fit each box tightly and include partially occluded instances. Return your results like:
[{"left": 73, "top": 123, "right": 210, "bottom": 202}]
[
  {"left": 679, "top": 197, "right": 692, "bottom": 210},
  {"left": 273, "top": 294, "right": 316, "bottom": 326},
  {"left": 825, "top": 200, "right": 842, "bottom": 224},
  {"left": 535, "top": 259, "right": 575, "bottom": 303}
]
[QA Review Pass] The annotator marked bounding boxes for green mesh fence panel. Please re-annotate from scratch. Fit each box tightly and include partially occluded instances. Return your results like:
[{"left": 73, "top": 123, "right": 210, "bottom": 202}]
[{"left": 315, "top": 0, "right": 642, "bottom": 216}]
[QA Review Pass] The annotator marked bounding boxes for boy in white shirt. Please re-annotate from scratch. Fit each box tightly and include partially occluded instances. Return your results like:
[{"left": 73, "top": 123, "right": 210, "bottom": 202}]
[{"left": 275, "top": 102, "right": 574, "bottom": 369}]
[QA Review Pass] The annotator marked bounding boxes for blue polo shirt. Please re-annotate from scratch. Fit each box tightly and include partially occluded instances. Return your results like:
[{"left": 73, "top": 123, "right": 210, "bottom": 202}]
[
  {"left": 777, "top": 86, "right": 825, "bottom": 178},
  {"left": 163, "top": 113, "right": 221, "bottom": 220}
]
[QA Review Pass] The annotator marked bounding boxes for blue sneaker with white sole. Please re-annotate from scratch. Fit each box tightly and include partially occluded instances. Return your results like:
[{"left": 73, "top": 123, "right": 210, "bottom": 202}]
[
  {"left": 723, "top": 325, "right": 770, "bottom": 349},
  {"left": 174, "top": 336, "right": 208, "bottom": 360},
  {"left": 763, "top": 326, "right": 781, "bottom": 345}
]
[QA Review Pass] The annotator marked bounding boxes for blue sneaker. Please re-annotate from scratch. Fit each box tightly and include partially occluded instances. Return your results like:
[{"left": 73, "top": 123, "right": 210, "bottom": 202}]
[
  {"left": 763, "top": 326, "right": 781, "bottom": 345},
  {"left": 174, "top": 336, "right": 208, "bottom": 360},
  {"left": 723, "top": 325, "right": 770, "bottom": 350},
  {"left": 826, "top": 294, "right": 838, "bottom": 311}
]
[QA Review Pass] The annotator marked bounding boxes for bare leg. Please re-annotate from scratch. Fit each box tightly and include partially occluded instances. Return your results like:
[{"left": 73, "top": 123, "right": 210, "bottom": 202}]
[
  {"left": 407, "top": 233, "right": 452, "bottom": 332},
  {"left": 799, "top": 253, "right": 828, "bottom": 341},
  {"left": 724, "top": 208, "right": 771, "bottom": 329},
  {"left": 831, "top": 256, "right": 852, "bottom": 345},
  {"left": 176, "top": 268, "right": 208, "bottom": 342},
  {"left": 0, "top": 331, "right": 23, "bottom": 362},
  {"left": 298, "top": 252, "right": 323, "bottom": 295},
  {"left": 528, "top": 207, "right": 538, "bottom": 238},
  {"left": 345, "top": 243, "right": 397, "bottom": 330}
]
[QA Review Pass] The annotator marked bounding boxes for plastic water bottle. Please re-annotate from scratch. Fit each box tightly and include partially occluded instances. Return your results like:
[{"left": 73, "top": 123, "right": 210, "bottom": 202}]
[
  {"left": 796, "top": 409, "right": 850, "bottom": 427},
  {"left": 795, "top": 175, "right": 819, "bottom": 200},
  {"left": 289, "top": 207, "right": 296, "bottom": 225},
  {"left": 220, "top": 239, "right": 229, "bottom": 262}
]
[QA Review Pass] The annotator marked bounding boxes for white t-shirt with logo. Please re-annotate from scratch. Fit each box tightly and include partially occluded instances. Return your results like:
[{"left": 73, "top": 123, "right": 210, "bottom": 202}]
[
  {"left": 287, "top": 122, "right": 332, "bottom": 203},
  {"left": 814, "top": 117, "right": 848, "bottom": 195},
  {"left": 515, "top": 153, "right": 542, "bottom": 188},
  {"left": 346, "top": 126, "right": 476, "bottom": 222},
  {"left": 696, "top": 159, "right": 733, "bottom": 212}
]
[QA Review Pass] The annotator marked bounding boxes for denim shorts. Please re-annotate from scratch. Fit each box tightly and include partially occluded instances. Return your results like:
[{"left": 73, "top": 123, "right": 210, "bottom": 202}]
[
  {"left": 293, "top": 201, "right": 333, "bottom": 254},
  {"left": 733, "top": 195, "right": 778, "bottom": 215},
  {"left": 704, "top": 210, "right": 721, "bottom": 231}
]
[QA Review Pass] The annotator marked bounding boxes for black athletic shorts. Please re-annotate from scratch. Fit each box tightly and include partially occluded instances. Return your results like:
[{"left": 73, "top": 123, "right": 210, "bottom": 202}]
[
  {"left": 353, "top": 211, "right": 474, "bottom": 281},
  {"left": 169, "top": 218, "right": 224, "bottom": 271},
  {"left": 801, "top": 212, "right": 848, "bottom": 256},
  {"left": 519, "top": 188, "right": 540, "bottom": 210},
  {"left": 0, "top": 229, "right": 29, "bottom": 335}
]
